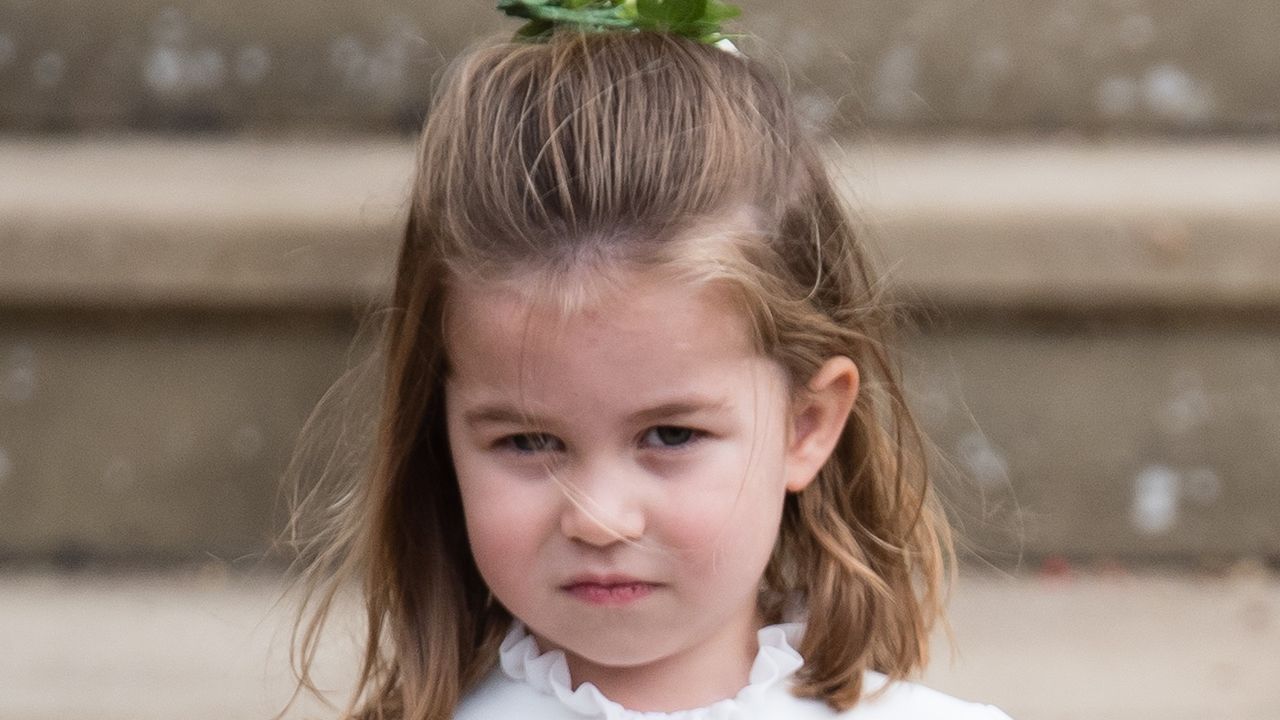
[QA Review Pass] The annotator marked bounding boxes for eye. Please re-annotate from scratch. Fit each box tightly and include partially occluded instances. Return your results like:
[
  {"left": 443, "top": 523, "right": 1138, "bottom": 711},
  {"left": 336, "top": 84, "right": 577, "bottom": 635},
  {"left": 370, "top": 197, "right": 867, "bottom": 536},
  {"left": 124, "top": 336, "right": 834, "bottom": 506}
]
[
  {"left": 641, "top": 425, "right": 700, "bottom": 448},
  {"left": 502, "top": 433, "right": 564, "bottom": 453}
]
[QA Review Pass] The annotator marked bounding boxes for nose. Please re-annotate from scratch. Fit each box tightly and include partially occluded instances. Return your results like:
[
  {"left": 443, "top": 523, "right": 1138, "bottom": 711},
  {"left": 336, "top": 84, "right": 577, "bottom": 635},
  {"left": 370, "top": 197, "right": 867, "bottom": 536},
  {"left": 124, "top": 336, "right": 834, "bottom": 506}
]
[{"left": 558, "top": 468, "right": 646, "bottom": 547}]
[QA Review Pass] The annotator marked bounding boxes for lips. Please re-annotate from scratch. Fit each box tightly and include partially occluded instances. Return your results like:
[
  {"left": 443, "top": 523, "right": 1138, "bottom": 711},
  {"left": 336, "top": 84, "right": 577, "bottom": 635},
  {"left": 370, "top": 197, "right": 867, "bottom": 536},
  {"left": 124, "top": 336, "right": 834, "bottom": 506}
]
[{"left": 561, "top": 574, "right": 659, "bottom": 606}]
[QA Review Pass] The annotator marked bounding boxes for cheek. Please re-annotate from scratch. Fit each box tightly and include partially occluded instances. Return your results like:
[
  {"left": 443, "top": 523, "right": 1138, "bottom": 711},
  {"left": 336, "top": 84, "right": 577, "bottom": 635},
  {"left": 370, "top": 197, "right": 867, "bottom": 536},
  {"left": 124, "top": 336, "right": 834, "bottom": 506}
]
[
  {"left": 661, "top": 445, "right": 789, "bottom": 570},
  {"left": 453, "top": 456, "right": 550, "bottom": 580},
  {"left": 461, "top": 494, "right": 551, "bottom": 606},
  {"left": 461, "top": 492, "right": 526, "bottom": 565}
]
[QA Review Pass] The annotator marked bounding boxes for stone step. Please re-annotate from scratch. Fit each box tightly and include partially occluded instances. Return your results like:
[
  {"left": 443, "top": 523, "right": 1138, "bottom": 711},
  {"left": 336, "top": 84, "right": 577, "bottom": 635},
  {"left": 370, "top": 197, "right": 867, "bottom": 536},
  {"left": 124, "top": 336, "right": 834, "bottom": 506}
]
[
  {"left": 1, "top": 138, "right": 1278, "bottom": 562},
  {"left": 2, "top": 569, "right": 1277, "bottom": 720},
  {"left": 2, "top": 1, "right": 1278, "bottom": 134},
  {"left": 5, "top": 138, "right": 1280, "bottom": 310}
]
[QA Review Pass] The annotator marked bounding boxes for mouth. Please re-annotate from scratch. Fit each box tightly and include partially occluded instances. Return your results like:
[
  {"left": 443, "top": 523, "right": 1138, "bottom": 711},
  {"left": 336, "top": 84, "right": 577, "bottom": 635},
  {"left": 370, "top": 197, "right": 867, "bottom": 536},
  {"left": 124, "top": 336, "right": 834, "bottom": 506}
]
[{"left": 561, "top": 575, "right": 660, "bottom": 606}]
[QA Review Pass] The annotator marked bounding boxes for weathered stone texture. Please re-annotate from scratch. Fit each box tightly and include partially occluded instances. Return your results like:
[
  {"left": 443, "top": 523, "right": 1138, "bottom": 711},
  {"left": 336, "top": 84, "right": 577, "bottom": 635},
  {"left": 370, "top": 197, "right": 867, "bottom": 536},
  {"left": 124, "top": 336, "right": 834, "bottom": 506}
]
[{"left": 1, "top": 1, "right": 1278, "bottom": 133}]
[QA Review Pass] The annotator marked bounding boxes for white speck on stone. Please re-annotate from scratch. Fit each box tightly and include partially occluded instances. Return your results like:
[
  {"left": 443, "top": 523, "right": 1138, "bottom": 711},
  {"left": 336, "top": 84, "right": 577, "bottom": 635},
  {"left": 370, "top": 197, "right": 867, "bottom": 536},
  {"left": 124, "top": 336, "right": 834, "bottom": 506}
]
[
  {"left": 1159, "top": 374, "right": 1210, "bottom": 436},
  {"left": 190, "top": 47, "right": 226, "bottom": 89},
  {"left": 911, "top": 383, "right": 951, "bottom": 425},
  {"left": 797, "top": 92, "right": 836, "bottom": 130},
  {"left": 163, "top": 420, "right": 198, "bottom": 459},
  {"left": 8, "top": 344, "right": 35, "bottom": 365},
  {"left": 151, "top": 6, "right": 189, "bottom": 45},
  {"left": 784, "top": 27, "right": 818, "bottom": 65},
  {"left": 1184, "top": 467, "right": 1223, "bottom": 505},
  {"left": 0, "top": 366, "right": 35, "bottom": 403},
  {"left": 871, "top": 44, "right": 921, "bottom": 120},
  {"left": 1166, "top": 396, "right": 1207, "bottom": 434},
  {"left": 231, "top": 424, "right": 265, "bottom": 461},
  {"left": 144, "top": 45, "right": 184, "bottom": 93},
  {"left": 1132, "top": 464, "right": 1180, "bottom": 535},
  {"left": 234, "top": 45, "right": 271, "bottom": 85},
  {"left": 364, "top": 49, "right": 405, "bottom": 99},
  {"left": 1096, "top": 76, "right": 1139, "bottom": 118},
  {"left": 102, "top": 456, "right": 137, "bottom": 492},
  {"left": 956, "top": 432, "right": 1010, "bottom": 487},
  {"left": 0, "top": 33, "right": 16, "bottom": 68},
  {"left": 1045, "top": 4, "right": 1083, "bottom": 40},
  {"left": 329, "top": 25, "right": 416, "bottom": 102},
  {"left": 1143, "top": 64, "right": 1215, "bottom": 123},
  {"left": 145, "top": 44, "right": 226, "bottom": 96},
  {"left": 329, "top": 35, "right": 364, "bottom": 77},
  {"left": 370, "top": 26, "right": 413, "bottom": 100},
  {"left": 970, "top": 45, "right": 1012, "bottom": 88},
  {"left": 958, "top": 45, "right": 1011, "bottom": 116},
  {"left": 143, "top": 7, "right": 226, "bottom": 96},
  {"left": 2, "top": 345, "right": 37, "bottom": 404},
  {"left": 1118, "top": 13, "right": 1156, "bottom": 51},
  {"left": 31, "top": 51, "right": 65, "bottom": 89}
]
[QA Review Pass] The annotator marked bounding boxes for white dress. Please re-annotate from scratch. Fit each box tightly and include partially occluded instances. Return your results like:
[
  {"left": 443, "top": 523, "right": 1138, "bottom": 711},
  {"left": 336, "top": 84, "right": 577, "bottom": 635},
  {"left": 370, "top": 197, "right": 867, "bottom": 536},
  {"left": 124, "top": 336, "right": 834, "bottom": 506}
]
[{"left": 455, "top": 621, "right": 1013, "bottom": 720}]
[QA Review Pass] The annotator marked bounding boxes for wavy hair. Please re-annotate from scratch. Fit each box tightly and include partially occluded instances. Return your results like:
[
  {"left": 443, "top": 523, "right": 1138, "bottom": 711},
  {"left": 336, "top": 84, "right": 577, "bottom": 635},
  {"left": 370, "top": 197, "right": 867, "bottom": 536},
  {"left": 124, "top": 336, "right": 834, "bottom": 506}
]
[{"left": 285, "top": 28, "right": 950, "bottom": 720}]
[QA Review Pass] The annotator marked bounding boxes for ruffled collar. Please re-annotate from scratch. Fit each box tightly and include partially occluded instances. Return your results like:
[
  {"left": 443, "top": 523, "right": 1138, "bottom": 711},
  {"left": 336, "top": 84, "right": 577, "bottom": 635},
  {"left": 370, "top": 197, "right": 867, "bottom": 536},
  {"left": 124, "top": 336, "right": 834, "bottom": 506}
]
[{"left": 498, "top": 621, "right": 807, "bottom": 720}]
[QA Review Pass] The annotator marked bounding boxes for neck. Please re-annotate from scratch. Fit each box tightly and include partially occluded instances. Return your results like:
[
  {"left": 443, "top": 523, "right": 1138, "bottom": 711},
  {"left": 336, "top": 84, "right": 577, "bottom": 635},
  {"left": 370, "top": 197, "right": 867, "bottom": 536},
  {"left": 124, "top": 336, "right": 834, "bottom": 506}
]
[{"left": 557, "top": 611, "right": 763, "bottom": 713}]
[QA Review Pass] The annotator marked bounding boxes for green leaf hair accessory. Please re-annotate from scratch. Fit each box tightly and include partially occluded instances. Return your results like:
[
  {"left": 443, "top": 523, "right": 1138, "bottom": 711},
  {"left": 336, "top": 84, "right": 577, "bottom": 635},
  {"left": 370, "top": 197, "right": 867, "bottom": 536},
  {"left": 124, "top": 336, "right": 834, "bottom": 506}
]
[{"left": 497, "top": 0, "right": 744, "bottom": 53}]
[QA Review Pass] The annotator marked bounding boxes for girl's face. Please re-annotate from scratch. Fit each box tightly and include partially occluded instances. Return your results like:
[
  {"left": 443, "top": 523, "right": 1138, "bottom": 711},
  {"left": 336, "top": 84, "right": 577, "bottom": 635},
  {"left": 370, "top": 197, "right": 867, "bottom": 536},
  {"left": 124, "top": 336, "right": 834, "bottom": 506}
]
[{"left": 444, "top": 268, "right": 838, "bottom": 703}]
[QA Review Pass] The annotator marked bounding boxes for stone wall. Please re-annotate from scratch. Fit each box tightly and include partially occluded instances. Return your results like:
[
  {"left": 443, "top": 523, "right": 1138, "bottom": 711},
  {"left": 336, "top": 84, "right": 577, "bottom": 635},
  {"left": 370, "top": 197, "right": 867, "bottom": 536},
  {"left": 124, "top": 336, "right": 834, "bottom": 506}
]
[
  {"left": 1, "top": 1, "right": 1278, "bottom": 134},
  {"left": 2, "top": 2, "right": 1278, "bottom": 564},
  {"left": 3, "top": 138, "right": 1278, "bottom": 563}
]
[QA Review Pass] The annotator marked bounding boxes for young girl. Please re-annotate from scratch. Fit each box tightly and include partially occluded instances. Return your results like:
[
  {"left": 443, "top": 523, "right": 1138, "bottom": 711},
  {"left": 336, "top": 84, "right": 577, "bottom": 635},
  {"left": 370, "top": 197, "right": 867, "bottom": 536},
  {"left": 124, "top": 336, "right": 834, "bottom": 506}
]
[{"left": 287, "top": 8, "right": 1012, "bottom": 720}]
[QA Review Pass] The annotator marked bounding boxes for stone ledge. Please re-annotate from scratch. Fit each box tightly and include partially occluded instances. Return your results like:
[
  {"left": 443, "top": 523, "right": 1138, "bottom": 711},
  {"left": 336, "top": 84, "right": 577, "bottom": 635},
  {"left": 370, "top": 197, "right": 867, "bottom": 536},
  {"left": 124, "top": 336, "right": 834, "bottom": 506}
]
[
  {"left": 0, "top": 138, "right": 410, "bottom": 309},
  {"left": 832, "top": 140, "right": 1280, "bottom": 312},
  {"left": 3, "top": 137, "right": 1280, "bottom": 312}
]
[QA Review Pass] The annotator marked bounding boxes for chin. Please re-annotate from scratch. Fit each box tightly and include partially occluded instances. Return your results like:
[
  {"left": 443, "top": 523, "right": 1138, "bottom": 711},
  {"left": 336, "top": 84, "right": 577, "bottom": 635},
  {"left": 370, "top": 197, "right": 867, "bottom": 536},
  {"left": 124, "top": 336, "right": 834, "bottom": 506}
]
[
  {"left": 564, "top": 642, "right": 669, "bottom": 670},
  {"left": 538, "top": 627, "right": 672, "bottom": 669}
]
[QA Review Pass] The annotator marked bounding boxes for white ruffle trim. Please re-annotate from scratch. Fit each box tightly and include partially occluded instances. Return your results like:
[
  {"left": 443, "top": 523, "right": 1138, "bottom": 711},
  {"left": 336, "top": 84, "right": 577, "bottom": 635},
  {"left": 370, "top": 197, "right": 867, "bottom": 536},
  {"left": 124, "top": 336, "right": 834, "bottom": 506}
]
[{"left": 498, "top": 621, "right": 806, "bottom": 720}]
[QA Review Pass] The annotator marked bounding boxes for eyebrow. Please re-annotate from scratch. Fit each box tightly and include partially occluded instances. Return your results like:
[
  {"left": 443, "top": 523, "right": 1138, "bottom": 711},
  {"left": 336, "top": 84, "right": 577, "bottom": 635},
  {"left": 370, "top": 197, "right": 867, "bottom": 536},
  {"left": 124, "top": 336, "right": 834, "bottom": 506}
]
[{"left": 461, "top": 396, "right": 730, "bottom": 430}]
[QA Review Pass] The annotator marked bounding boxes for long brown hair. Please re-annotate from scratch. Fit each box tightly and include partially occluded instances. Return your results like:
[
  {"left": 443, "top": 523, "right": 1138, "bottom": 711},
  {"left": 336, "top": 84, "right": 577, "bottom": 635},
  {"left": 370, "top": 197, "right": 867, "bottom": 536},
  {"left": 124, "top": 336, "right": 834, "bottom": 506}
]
[{"left": 285, "top": 27, "right": 950, "bottom": 720}]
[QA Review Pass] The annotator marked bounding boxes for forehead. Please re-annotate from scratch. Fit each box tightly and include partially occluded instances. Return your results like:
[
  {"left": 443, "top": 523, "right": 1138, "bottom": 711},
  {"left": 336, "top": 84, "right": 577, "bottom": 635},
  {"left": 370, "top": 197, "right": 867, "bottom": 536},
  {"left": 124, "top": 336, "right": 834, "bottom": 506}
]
[{"left": 443, "top": 269, "right": 762, "bottom": 399}]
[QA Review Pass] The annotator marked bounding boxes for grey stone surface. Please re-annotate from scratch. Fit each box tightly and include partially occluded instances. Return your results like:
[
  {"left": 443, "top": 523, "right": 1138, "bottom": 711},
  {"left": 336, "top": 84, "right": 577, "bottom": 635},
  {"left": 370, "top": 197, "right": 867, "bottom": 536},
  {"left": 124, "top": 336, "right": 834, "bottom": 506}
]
[
  {"left": 5, "top": 138, "right": 1280, "bottom": 310},
  {"left": 3, "top": 309, "right": 1277, "bottom": 562},
  {"left": 830, "top": 141, "right": 1280, "bottom": 311},
  {"left": 908, "top": 320, "right": 1280, "bottom": 560},
  {"left": 0, "top": 309, "right": 359, "bottom": 560},
  {"left": 1, "top": 1, "right": 1279, "bottom": 134},
  {"left": 2, "top": 569, "right": 1277, "bottom": 720},
  {"left": 0, "top": 139, "right": 407, "bottom": 308}
]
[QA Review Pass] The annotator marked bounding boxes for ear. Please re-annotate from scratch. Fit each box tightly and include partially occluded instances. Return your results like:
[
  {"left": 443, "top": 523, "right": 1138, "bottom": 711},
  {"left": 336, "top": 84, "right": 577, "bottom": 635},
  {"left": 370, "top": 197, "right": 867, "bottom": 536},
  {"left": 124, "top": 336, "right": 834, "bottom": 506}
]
[{"left": 784, "top": 356, "right": 860, "bottom": 493}]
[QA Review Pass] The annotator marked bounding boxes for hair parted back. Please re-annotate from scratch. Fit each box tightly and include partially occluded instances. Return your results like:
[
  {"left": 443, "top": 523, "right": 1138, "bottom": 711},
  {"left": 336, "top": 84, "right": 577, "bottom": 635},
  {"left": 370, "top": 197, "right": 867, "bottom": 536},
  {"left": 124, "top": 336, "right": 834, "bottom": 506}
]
[{"left": 285, "top": 26, "right": 950, "bottom": 720}]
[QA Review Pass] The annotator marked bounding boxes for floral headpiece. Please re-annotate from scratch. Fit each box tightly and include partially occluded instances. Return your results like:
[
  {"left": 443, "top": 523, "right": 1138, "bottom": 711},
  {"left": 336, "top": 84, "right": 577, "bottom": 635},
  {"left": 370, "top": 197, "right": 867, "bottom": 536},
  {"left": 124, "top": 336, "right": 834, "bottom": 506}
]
[{"left": 497, "top": 0, "right": 744, "bottom": 53}]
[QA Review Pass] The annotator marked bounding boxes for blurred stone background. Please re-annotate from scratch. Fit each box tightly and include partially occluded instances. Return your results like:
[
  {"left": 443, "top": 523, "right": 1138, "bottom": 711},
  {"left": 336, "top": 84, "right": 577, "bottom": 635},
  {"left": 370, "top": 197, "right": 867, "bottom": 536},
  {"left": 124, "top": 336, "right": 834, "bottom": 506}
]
[
  {"left": 3, "top": 0, "right": 1279, "bottom": 134},
  {"left": 1, "top": 1, "right": 1278, "bottom": 719}
]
